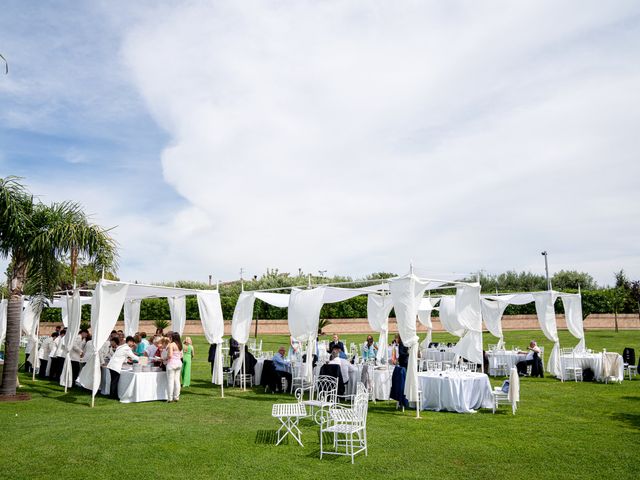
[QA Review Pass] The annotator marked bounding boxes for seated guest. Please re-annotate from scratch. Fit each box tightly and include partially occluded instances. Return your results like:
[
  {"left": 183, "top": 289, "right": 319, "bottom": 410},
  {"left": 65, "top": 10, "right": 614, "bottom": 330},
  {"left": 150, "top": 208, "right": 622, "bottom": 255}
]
[
  {"left": 328, "top": 334, "right": 345, "bottom": 354},
  {"left": 516, "top": 341, "right": 542, "bottom": 376},
  {"left": 106, "top": 336, "right": 139, "bottom": 400},
  {"left": 362, "top": 335, "right": 378, "bottom": 361},
  {"left": 229, "top": 337, "right": 240, "bottom": 365},
  {"left": 272, "top": 346, "right": 292, "bottom": 392},
  {"left": 329, "top": 348, "right": 356, "bottom": 387}
]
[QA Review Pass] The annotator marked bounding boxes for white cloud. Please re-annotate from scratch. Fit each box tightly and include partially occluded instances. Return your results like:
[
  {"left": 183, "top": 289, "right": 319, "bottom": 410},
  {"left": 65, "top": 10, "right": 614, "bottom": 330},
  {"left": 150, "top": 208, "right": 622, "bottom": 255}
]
[{"left": 112, "top": 1, "right": 640, "bottom": 284}]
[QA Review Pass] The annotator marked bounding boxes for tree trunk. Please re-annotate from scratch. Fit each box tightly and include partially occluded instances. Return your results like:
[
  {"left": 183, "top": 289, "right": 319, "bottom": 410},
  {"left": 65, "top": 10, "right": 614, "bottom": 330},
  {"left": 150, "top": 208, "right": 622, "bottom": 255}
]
[
  {"left": 0, "top": 258, "right": 26, "bottom": 396},
  {"left": 614, "top": 309, "right": 619, "bottom": 333}
]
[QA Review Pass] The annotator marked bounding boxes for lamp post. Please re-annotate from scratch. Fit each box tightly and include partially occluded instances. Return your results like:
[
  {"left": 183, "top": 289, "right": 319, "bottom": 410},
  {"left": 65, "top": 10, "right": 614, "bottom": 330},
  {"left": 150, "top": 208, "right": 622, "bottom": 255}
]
[{"left": 541, "top": 251, "right": 551, "bottom": 291}]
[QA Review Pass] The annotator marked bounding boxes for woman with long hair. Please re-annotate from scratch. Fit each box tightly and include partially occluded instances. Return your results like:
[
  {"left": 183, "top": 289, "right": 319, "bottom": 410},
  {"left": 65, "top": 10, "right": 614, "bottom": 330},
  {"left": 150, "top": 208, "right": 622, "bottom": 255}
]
[
  {"left": 181, "top": 336, "right": 194, "bottom": 387},
  {"left": 165, "top": 332, "right": 183, "bottom": 402}
]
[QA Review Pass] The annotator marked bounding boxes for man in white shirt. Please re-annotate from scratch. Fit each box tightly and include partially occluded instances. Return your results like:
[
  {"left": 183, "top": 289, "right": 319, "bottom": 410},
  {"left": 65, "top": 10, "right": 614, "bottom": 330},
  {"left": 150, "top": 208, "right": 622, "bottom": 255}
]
[
  {"left": 38, "top": 332, "right": 56, "bottom": 379},
  {"left": 516, "top": 341, "right": 542, "bottom": 376},
  {"left": 51, "top": 328, "right": 67, "bottom": 380},
  {"left": 106, "top": 336, "right": 139, "bottom": 400},
  {"left": 329, "top": 348, "right": 356, "bottom": 388},
  {"left": 69, "top": 329, "right": 89, "bottom": 385}
]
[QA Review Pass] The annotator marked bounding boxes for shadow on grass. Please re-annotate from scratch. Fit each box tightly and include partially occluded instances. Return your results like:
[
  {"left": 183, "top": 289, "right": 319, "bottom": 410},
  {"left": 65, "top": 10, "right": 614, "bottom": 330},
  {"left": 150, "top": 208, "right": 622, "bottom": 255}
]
[
  {"left": 255, "top": 429, "right": 279, "bottom": 444},
  {"left": 611, "top": 413, "right": 640, "bottom": 430},
  {"left": 621, "top": 396, "right": 640, "bottom": 402}
]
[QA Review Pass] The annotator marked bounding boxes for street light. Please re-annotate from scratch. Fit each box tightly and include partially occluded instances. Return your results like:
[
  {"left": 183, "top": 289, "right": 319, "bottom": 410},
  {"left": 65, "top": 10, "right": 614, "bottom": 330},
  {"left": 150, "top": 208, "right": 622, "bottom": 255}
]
[{"left": 541, "top": 251, "right": 551, "bottom": 291}]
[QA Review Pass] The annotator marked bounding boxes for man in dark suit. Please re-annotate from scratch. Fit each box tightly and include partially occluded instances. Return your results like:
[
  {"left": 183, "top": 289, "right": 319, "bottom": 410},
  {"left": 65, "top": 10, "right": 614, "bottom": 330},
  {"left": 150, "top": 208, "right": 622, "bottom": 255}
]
[{"left": 328, "top": 334, "right": 345, "bottom": 354}]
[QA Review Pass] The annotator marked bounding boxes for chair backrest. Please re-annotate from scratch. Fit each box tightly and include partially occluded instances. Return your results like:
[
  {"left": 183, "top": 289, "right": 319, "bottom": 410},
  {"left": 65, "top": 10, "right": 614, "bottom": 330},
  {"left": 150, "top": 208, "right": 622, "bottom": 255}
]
[
  {"left": 315, "top": 375, "right": 338, "bottom": 404},
  {"left": 352, "top": 387, "right": 369, "bottom": 426},
  {"left": 622, "top": 347, "right": 635, "bottom": 365}
]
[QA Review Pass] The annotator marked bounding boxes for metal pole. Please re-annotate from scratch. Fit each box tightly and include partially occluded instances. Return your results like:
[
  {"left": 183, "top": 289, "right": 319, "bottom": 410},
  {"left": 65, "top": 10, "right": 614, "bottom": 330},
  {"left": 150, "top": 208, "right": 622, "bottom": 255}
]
[{"left": 541, "top": 251, "right": 551, "bottom": 290}]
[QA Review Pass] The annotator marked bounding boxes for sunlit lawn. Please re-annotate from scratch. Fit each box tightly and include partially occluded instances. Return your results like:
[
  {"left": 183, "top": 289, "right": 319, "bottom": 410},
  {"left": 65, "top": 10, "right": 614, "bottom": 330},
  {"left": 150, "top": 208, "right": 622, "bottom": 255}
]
[{"left": 1, "top": 329, "right": 638, "bottom": 479}]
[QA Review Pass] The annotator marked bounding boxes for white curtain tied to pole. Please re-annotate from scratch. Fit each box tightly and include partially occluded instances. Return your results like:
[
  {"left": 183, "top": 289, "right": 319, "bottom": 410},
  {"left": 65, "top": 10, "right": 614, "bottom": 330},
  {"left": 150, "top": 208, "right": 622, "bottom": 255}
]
[
  {"left": 0, "top": 299, "right": 7, "bottom": 346},
  {"left": 561, "top": 294, "right": 585, "bottom": 352},
  {"left": 231, "top": 291, "right": 255, "bottom": 380},
  {"left": 389, "top": 274, "right": 429, "bottom": 403},
  {"left": 124, "top": 299, "right": 142, "bottom": 337},
  {"left": 452, "top": 284, "right": 483, "bottom": 365},
  {"left": 197, "top": 291, "right": 225, "bottom": 385},
  {"left": 533, "top": 291, "right": 561, "bottom": 377},
  {"left": 438, "top": 296, "right": 465, "bottom": 337},
  {"left": 367, "top": 294, "right": 394, "bottom": 362},
  {"left": 288, "top": 287, "right": 326, "bottom": 382},
  {"left": 168, "top": 296, "right": 187, "bottom": 335},
  {"left": 89, "top": 281, "right": 129, "bottom": 403},
  {"left": 60, "top": 299, "right": 69, "bottom": 327},
  {"left": 480, "top": 298, "right": 508, "bottom": 349},
  {"left": 22, "top": 299, "right": 41, "bottom": 372},
  {"left": 417, "top": 297, "right": 440, "bottom": 350},
  {"left": 60, "top": 292, "right": 82, "bottom": 388}
]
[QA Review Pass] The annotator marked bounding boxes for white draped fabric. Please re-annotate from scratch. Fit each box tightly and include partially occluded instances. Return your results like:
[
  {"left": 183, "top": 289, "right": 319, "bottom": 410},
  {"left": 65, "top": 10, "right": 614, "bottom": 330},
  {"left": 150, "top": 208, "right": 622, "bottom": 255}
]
[
  {"left": 253, "top": 291, "right": 290, "bottom": 308},
  {"left": 438, "top": 296, "right": 465, "bottom": 337},
  {"left": 367, "top": 294, "right": 394, "bottom": 362},
  {"left": 417, "top": 297, "right": 440, "bottom": 349},
  {"left": 0, "top": 299, "right": 7, "bottom": 346},
  {"left": 322, "top": 287, "right": 366, "bottom": 304},
  {"left": 197, "top": 291, "right": 225, "bottom": 385},
  {"left": 533, "top": 291, "right": 561, "bottom": 377},
  {"left": 561, "top": 294, "right": 585, "bottom": 352},
  {"left": 22, "top": 299, "right": 41, "bottom": 371},
  {"left": 89, "top": 281, "right": 129, "bottom": 399},
  {"left": 453, "top": 284, "right": 483, "bottom": 365},
  {"left": 124, "top": 299, "right": 142, "bottom": 337},
  {"left": 288, "top": 287, "right": 326, "bottom": 382},
  {"left": 168, "top": 296, "right": 187, "bottom": 335},
  {"left": 389, "top": 274, "right": 429, "bottom": 403},
  {"left": 60, "top": 292, "right": 82, "bottom": 388},
  {"left": 480, "top": 298, "right": 508, "bottom": 348},
  {"left": 231, "top": 291, "right": 255, "bottom": 379}
]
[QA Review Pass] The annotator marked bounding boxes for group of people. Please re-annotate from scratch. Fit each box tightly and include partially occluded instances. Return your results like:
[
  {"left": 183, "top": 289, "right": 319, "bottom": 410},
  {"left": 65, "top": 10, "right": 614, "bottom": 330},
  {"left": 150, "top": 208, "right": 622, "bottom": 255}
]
[{"left": 25, "top": 326, "right": 195, "bottom": 402}]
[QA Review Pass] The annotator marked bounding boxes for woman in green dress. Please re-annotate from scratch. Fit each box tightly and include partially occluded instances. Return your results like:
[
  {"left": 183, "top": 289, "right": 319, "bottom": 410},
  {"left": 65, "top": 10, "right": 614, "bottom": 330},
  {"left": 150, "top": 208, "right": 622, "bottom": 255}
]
[{"left": 181, "top": 336, "right": 194, "bottom": 387}]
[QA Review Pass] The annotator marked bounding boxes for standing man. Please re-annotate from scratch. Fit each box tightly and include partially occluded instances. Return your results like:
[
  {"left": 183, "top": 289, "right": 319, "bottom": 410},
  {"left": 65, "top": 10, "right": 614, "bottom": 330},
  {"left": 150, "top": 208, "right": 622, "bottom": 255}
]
[
  {"left": 106, "top": 336, "right": 139, "bottom": 400},
  {"left": 69, "top": 329, "right": 89, "bottom": 385},
  {"left": 328, "top": 334, "right": 345, "bottom": 354}
]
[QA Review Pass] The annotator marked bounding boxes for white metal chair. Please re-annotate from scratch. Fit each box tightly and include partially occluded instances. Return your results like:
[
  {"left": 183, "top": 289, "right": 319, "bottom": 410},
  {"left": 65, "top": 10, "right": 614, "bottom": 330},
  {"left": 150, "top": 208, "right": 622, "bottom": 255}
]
[
  {"left": 297, "top": 375, "right": 338, "bottom": 423},
  {"left": 560, "top": 348, "right": 582, "bottom": 382},
  {"left": 320, "top": 384, "right": 369, "bottom": 463},
  {"left": 290, "top": 362, "right": 314, "bottom": 394}
]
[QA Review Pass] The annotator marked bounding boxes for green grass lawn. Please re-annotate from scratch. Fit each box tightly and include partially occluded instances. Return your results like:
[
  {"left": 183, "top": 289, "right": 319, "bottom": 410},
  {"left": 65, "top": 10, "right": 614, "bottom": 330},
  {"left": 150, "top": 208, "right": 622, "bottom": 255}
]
[{"left": 1, "top": 329, "right": 639, "bottom": 479}]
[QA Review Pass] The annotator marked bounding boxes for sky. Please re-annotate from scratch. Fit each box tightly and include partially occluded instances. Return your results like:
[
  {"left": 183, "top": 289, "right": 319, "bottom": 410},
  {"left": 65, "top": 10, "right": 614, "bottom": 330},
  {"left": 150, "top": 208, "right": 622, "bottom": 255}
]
[{"left": 1, "top": 1, "right": 639, "bottom": 286}]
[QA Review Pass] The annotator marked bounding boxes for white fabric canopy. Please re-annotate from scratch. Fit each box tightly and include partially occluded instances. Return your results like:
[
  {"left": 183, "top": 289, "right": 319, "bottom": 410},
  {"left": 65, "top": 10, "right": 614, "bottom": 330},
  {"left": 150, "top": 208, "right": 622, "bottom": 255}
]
[
  {"left": 367, "top": 294, "right": 394, "bottom": 362},
  {"left": 480, "top": 298, "right": 508, "bottom": 348},
  {"left": 123, "top": 284, "right": 197, "bottom": 300},
  {"left": 231, "top": 291, "right": 255, "bottom": 380},
  {"left": 288, "top": 287, "right": 326, "bottom": 381},
  {"left": 417, "top": 297, "right": 440, "bottom": 349},
  {"left": 438, "top": 296, "right": 465, "bottom": 337},
  {"left": 322, "top": 286, "right": 367, "bottom": 304},
  {"left": 533, "top": 291, "right": 561, "bottom": 377},
  {"left": 197, "top": 291, "right": 225, "bottom": 385},
  {"left": 60, "top": 292, "right": 82, "bottom": 388},
  {"left": 561, "top": 294, "right": 585, "bottom": 352},
  {"left": 124, "top": 299, "right": 142, "bottom": 337},
  {"left": 253, "top": 291, "right": 290, "bottom": 308},
  {"left": 22, "top": 299, "right": 41, "bottom": 371},
  {"left": 452, "top": 284, "right": 483, "bottom": 365},
  {"left": 0, "top": 299, "right": 7, "bottom": 346},
  {"left": 389, "top": 274, "right": 429, "bottom": 403},
  {"left": 89, "top": 281, "right": 130, "bottom": 401},
  {"left": 168, "top": 296, "right": 187, "bottom": 335}
]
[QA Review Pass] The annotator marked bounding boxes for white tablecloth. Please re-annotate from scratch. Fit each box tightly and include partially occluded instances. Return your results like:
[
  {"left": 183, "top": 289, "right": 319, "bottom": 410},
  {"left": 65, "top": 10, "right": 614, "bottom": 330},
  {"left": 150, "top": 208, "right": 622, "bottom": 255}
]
[
  {"left": 486, "top": 351, "right": 526, "bottom": 375},
  {"left": 100, "top": 366, "right": 168, "bottom": 403},
  {"left": 346, "top": 364, "right": 393, "bottom": 400},
  {"left": 560, "top": 352, "right": 624, "bottom": 382},
  {"left": 417, "top": 371, "right": 493, "bottom": 413},
  {"left": 423, "top": 348, "right": 457, "bottom": 364}
]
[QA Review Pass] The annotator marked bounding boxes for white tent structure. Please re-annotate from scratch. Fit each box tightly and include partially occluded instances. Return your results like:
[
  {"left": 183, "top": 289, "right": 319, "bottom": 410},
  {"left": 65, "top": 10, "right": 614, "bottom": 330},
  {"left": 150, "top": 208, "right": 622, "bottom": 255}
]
[
  {"left": 480, "top": 290, "right": 586, "bottom": 378},
  {"left": 389, "top": 272, "right": 482, "bottom": 417},
  {"left": 231, "top": 283, "right": 393, "bottom": 389},
  {"left": 83, "top": 280, "right": 225, "bottom": 406}
]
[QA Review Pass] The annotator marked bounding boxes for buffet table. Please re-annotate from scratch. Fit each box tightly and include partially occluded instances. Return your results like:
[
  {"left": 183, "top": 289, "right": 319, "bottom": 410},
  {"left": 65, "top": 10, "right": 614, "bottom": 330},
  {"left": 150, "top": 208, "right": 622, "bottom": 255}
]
[
  {"left": 417, "top": 371, "right": 493, "bottom": 413},
  {"left": 100, "top": 366, "right": 168, "bottom": 403}
]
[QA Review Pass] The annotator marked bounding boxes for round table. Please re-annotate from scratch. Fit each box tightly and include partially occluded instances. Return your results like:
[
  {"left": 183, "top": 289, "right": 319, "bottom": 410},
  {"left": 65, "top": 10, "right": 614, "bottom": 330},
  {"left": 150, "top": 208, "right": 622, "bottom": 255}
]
[{"left": 417, "top": 371, "right": 493, "bottom": 413}]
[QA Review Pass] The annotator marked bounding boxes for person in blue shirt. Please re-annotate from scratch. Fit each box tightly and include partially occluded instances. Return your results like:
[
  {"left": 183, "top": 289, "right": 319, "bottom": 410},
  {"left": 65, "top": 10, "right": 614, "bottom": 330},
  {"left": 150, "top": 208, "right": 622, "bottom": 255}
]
[
  {"left": 362, "top": 335, "right": 378, "bottom": 361},
  {"left": 272, "top": 346, "right": 292, "bottom": 391}
]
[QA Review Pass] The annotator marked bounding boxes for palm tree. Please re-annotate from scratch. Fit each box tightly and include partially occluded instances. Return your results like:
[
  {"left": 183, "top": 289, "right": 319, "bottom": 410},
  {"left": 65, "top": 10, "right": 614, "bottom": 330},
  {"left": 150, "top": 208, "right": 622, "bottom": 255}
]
[{"left": 0, "top": 177, "right": 117, "bottom": 396}]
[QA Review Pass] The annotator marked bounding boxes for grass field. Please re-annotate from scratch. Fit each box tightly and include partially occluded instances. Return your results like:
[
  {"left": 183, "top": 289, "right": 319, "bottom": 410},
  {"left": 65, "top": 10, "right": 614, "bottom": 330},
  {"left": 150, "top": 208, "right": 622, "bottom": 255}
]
[{"left": 1, "top": 329, "right": 639, "bottom": 479}]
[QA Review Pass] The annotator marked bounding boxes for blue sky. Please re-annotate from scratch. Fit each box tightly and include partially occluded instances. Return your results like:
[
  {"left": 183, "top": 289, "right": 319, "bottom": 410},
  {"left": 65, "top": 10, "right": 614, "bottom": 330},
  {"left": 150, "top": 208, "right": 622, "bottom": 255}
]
[{"left": 1, "top": 1, "right": 639, "bottom": 286}]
